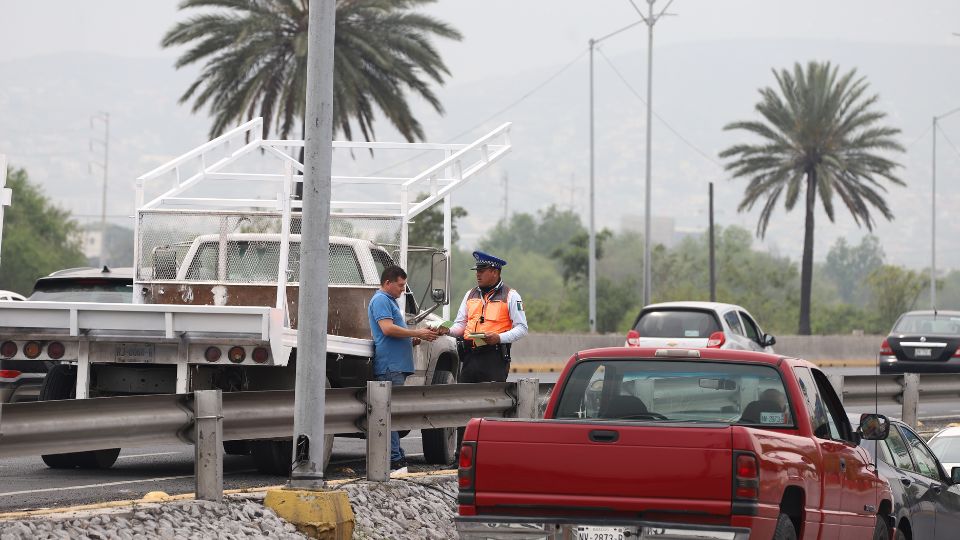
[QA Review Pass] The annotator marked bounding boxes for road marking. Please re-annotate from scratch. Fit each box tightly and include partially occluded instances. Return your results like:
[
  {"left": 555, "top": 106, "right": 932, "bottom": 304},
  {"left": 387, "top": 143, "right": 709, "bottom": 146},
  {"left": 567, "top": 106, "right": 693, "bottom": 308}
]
[
  {"left": 117, "top": 452, "right": 182, "bottom": 460},
  {"left": 407, "top": 453, "right": 424, "bottom": 458},
  {"left": 0, "top": 468, "right": 259, "bottom": 498}
]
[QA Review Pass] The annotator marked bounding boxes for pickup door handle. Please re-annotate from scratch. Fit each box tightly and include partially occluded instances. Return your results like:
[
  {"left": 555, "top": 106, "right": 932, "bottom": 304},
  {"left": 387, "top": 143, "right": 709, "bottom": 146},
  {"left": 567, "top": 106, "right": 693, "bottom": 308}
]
[
  {"left": 900, "top": 477, "right": 912, "bottom": 487},
  {"left": 588, "top": 430, "right": 619, "bottom": 443}
]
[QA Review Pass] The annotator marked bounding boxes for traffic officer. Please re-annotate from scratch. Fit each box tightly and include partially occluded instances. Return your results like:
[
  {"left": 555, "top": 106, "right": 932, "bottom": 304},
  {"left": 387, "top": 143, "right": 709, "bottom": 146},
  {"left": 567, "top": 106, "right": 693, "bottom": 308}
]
[{"left": 438, "top": 251, "right": 528, "bottom": 383}]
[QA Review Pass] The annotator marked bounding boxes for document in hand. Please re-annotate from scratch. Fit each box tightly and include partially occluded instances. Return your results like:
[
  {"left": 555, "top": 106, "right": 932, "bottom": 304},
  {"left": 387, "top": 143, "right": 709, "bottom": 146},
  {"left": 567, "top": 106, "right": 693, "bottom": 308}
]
[{"left": 467, "top": 332, "right": 487, "bottom": 346}]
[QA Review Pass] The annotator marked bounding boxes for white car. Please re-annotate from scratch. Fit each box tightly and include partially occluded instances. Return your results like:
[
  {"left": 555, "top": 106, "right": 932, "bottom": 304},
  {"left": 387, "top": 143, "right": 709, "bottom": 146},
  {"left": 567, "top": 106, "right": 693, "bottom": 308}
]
[
  {"left": 927, "top": 425, "right": 960, "bottom": 475},
  {"left": 625, "top": 301, "right": 776, "bottom": 352},
  {"left": 0, "top": 290, "right": 26, "bottom": 302}
]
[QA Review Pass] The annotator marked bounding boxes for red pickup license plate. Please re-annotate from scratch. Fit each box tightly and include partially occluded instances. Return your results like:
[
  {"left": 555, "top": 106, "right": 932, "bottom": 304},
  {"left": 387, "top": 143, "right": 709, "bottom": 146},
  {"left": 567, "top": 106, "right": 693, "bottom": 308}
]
[{"left": 577, "top": 526, "right": 624, "bottom": 540}]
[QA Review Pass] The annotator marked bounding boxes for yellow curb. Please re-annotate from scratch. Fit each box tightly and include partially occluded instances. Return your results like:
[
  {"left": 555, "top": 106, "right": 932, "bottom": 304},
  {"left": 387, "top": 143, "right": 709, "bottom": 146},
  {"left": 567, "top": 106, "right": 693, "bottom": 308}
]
[
  {"left": 0, "top": 471, "right": 457, "bottom": 521},
  {"left": 264, "top": 489, "right": 353, "bottom": 540}
]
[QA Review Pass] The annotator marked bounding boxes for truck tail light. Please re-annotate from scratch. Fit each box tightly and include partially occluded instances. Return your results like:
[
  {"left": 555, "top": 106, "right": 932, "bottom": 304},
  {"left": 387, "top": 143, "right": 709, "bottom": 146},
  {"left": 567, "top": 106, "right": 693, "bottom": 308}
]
[
  {"left": 23, "top": 341, "right": 41, "bottom": 359},
  {"left": 733, "top": 452, "right": 759, "bottom": 503},
  {"left": 626, "top": 329, "right": 640, "bottom": 347},
  {"left": 880, "top": 339, "right": 893, "bottom": 356},
  {"left": 205, "top": 347, "right": 221, "bottom": 362},
  {"left": 0, "top": 369, "right": 21, "bottom": 380},
  {"left": 252, "top": 347, "right": 269, "bottom": 364},
  {"left": 0, "top": 341, "right": 16, "bottom": 358},
  {"left": 706, "top": 331, "right": 726, "bottom": 348},
  {"left": 47, "top": 341, "right": 65, "bottom": 360},
  {"left": 227, "top": 346, "right": 245, "bottom": 363}
]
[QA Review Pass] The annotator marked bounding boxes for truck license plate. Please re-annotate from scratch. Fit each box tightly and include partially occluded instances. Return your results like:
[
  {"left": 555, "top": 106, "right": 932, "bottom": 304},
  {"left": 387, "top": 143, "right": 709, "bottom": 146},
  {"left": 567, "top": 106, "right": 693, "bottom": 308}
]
[
  {"left": 115, "top": 343, "right": 155, "bottom": 363},
  {"left": 577, "top": 526, "right": 624, "bottom": 540},
  {"left": 915, "top": 348, "right": 932, "bottom": 357}
]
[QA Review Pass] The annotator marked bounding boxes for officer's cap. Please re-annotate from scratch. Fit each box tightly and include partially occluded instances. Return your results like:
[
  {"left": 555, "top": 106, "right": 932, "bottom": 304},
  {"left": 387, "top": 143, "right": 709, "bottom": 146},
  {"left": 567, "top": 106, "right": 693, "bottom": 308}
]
[{"left": 471, "top": 251, "right": 507, "bottom": 270}]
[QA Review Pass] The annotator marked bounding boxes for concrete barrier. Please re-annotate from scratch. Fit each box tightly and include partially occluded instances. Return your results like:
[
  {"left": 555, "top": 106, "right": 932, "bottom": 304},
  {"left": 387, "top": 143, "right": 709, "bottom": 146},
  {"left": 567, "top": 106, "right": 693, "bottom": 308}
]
[{"left": 510, "top": 333, "right": 884, "bottom": 365}]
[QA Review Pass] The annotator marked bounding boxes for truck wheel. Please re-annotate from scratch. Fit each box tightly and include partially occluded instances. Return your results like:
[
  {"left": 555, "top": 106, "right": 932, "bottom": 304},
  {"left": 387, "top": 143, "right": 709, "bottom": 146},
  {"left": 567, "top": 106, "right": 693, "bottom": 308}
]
[
  {"left": 772, "top": 513, "right": 797, "bottom": 540},
  {"left": 223, "top": 441, "right": 249, "bottom": 455},
  {"left": 250, "top": 378, "right": 334, "bottom": 475},
  {"left": 422, "top": 370, "right": 457, "bottom": 465},
  {"left": 40, "top": 365, "right": 121, "bottom": 470}
]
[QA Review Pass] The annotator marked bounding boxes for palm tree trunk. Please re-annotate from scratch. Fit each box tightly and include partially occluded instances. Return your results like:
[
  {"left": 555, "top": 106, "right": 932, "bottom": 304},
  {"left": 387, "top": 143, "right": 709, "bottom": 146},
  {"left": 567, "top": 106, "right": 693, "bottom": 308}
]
[{"left": 798, "top": 170, "right": 817, "bottom": 335}]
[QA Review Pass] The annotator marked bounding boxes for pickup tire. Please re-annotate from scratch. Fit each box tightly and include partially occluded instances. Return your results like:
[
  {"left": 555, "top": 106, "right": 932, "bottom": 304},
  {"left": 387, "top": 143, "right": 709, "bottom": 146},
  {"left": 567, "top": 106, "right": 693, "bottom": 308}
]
[
  {"left": 250, "top": 378, "right": 334, "bottom": 475},
  {"left": 773, "top": 512, "right": 797, "bottom": 540},
  {"left": 422, "top": 369, "right": 457, "bottom": 465},
  {"left": 39, "top": 365, "right": 121, "bottom": 470}
]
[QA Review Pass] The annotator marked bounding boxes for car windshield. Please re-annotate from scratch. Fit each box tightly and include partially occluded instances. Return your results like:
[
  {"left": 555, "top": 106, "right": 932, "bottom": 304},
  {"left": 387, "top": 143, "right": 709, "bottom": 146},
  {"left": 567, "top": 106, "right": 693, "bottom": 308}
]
[
  {"left": 29, "top": 280, "right": 133, "bottom": 303},
  {"left": 554, "top": 359, "right": 793, "bottom": 426},
  {"left": 893, "top": 314, "right": 960, "bottom": 335},
  {"left": 929, "top": 436, "right": 960, "bottom": 463},
  {"left": 635, "top": 309, "right": 721, "bottom": 338}
]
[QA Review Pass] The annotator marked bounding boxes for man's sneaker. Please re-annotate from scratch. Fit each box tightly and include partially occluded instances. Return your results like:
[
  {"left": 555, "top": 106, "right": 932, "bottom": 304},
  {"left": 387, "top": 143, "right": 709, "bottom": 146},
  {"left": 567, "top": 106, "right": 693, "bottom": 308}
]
[{"left": 390, "top": 459, "right": 408, "bottom": 476}]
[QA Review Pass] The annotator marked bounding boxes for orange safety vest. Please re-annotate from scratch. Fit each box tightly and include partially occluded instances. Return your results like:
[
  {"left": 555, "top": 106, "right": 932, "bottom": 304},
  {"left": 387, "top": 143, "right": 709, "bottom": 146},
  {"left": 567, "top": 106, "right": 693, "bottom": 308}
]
[{"left": 465, "top": 284, "right": 514, "bottom": 341}]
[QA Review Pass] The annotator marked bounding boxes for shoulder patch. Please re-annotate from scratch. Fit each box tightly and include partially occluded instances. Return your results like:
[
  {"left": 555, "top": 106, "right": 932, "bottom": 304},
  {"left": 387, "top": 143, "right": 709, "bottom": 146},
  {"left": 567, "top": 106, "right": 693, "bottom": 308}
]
[{"left": 516, "top": 300, "right": 523, "bottom": 311}]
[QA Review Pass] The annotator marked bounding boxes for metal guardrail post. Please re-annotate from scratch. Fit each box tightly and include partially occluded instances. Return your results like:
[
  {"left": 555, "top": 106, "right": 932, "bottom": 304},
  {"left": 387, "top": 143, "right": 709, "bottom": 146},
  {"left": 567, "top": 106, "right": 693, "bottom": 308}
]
[
  {"left": 366, "top": 381, "right": 391, "bottom": 482},
  {"left": 828, "top": 374, "right": 844, "bottom": 404},
  {"left": 902, "top": 374, "right": 920, "bottom": 429},
  {"left": 515, "top": 379, "right": 539, "bottom": 419},
  {"left": 194, "top": 390, "right": 223, "bottom": 502}
]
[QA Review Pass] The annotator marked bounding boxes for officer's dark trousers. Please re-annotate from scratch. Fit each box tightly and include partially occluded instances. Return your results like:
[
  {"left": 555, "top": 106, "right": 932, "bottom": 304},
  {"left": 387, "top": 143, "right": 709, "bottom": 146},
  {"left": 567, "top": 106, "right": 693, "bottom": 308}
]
[{"left": 457, "top": 344, "right": 511, "bottom": 455}]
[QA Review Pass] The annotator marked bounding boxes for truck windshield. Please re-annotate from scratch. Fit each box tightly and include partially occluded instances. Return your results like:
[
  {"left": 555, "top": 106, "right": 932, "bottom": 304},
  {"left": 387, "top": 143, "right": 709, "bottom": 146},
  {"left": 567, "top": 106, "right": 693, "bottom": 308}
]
[{"left": 554, "top": 359, "right": 793, "bottom": 427}]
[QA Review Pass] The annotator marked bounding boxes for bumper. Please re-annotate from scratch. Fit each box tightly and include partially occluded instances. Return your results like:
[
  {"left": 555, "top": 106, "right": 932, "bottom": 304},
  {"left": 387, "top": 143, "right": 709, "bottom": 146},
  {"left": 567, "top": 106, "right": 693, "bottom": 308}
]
[
  {"left": 455, "top": 516, "right": 751, "bottom": 540},
  {"left": 878, "top": 355, "right": 960, "bottom": 373},
  {"left": 0, "top": 374, "right": 45, "bottom": 403}
]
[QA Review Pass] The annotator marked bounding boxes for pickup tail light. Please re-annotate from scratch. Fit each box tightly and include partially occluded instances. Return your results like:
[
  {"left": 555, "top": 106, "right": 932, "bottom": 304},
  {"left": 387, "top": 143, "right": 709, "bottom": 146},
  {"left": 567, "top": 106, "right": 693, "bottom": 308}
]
[
  {"left": 0, "top": 369, "right": 22, "bottom": 380},
  {"left": 879, "top": 339, "right": 893, "bottom": 356},
  {"left": 733, "top": 452, "right": 760, "bottom": 503},
  {"left": 458, "top": 442, "right": 476, "bottom": 488},
  {"left": 626, "top": 329, "right": 640, "bottom": 347},
  {"left": 953, "top": 346, "right": 960, "bottom": 358},
  {"left": 706, "top": 331, "right": 726, "bottom": 348}
]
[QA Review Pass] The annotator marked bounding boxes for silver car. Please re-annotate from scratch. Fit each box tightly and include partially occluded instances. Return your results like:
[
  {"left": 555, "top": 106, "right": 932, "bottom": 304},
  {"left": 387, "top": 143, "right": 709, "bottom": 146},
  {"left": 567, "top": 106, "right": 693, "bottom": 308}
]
[{"left": 625, "top": 301, "right": 776, "bottom": 352}]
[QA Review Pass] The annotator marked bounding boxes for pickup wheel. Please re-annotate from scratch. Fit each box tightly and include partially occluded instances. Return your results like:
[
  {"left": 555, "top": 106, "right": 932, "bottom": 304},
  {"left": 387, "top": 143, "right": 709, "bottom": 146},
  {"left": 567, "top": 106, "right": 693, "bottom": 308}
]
[
  {"left": 250, "top": 378, "right": 334, "bottom": 475},
  {"left": 422, "top": 369, "right": 457, "bottom": 465},
  {"left": 39, "top": 365, "right": 121, "bottom": 470},
  {"left": 773, "top": 512, "right": 797, "bottom": 540}
]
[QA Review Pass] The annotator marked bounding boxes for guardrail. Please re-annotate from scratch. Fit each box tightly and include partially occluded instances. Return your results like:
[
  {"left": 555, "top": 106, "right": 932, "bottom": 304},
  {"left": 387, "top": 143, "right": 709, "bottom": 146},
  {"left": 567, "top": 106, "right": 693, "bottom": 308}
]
[
  {"left": 0, "top": 380, "right": 551, "bottom": 501},
  {"left": 828, "top": 373, "right": 960, "bottom": 429}
]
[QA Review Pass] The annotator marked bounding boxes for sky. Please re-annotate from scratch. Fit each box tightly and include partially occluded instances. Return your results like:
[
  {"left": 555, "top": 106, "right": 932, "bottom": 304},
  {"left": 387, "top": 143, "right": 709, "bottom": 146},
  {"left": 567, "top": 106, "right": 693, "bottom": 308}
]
[{"left": 3, "top": 0, "right": 960, "bottom": 272}]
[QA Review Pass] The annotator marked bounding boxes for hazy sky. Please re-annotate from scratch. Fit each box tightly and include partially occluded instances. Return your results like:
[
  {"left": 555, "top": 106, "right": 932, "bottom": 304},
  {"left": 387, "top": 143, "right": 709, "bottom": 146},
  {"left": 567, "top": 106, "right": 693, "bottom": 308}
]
[{"left": 3, "top": 1, "right": 959, "bottom": 82}]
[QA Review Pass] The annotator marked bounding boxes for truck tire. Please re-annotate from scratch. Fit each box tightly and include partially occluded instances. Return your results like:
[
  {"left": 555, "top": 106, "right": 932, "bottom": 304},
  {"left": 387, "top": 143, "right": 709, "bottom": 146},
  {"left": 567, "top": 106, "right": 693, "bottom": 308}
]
[
  {"left": 40, "top": 365, "right": 121, "bottom": 470},
  {"left": 421, "top": 370, "right": 457, "bottom": 465},
  {"left": 250, "top": 378, "right": 334, "bottom": 475},
  {"left": 772, "top": 512, "right": 797, "bottom": 540}
]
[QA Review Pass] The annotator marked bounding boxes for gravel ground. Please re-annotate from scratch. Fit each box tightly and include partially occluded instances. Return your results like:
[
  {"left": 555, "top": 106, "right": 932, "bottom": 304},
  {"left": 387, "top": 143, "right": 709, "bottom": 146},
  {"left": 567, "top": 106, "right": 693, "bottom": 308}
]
[{"left": 0, "top": 474, "right": 458, "bottom": 539}]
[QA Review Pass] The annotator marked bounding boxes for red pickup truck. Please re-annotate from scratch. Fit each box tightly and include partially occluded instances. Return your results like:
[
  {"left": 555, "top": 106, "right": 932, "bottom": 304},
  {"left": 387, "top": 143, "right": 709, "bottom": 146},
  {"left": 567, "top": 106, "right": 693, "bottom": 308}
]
[{"left": 456, "top": 347, "right": 894, "bottom": 540}]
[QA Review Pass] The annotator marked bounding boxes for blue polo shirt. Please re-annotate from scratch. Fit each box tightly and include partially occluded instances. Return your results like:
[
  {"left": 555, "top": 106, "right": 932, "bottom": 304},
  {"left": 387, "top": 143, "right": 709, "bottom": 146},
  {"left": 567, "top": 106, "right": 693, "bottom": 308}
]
[{"left": 368, "top": 290, "right": 414, "bottom": 375}]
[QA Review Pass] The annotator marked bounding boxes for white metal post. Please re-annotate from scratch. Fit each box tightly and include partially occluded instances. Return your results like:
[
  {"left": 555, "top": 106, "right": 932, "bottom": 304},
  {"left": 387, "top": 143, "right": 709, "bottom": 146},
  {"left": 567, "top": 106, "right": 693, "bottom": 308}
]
[
  {"left": 366, "top": 380, "right": 391, "bottom": 482},
  {"left": 0, "top": 155, "right": 10, "bottom": 268},
  {"left": 588, "top": 39, "right": 597, "bottom": 333},
  {"left": 642, "top": 0, "right": 655, "bottom": 308},
  {"left": 194, "top": 389, "right": 224, "bottom": 502},
  {"left": 289, "top": 0, "right": 336, "bottom": 489},
  {"left": 443, "top": 195, "right": 452, "bottom": 321},
  {"left": 932, "top": 115, "right": 938, "bottom": 309}
]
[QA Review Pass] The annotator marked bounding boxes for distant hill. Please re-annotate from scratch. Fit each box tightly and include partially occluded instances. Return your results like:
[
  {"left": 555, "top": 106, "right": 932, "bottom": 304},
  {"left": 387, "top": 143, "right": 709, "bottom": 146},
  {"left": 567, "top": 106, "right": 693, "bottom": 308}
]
[{"left": 2, "top": 39, "right": 959, "bottom": 269}]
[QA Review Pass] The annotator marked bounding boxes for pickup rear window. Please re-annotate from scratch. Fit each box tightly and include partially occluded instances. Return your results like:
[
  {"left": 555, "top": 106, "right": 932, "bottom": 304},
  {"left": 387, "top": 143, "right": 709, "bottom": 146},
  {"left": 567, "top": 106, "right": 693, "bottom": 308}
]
[
  {"left": 634, "top": 310, "right": 722, "bottom": 338},
  {"left": 184, "top": 241, "right": 364, "bottom": 284},
  {"left": 555, "top": 359, "right": 793, "bottom": 427}
]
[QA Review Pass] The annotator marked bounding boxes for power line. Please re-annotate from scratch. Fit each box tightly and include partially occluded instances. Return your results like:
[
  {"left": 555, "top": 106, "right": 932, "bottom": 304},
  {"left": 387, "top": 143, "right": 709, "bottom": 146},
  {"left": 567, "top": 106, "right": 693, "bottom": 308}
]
[
  {"left": 936, "top": 123, "right": 960, "bottom": 161},
  {"left": 365, "top": 48, "right": 589, "bottom": 177},
  {"left": 595, "top": 46, "right": 723, "bottom": 170}
]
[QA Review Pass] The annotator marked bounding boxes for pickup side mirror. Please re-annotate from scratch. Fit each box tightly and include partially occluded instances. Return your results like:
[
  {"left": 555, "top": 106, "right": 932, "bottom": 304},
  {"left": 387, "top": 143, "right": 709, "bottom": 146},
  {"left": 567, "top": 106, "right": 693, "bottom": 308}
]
[
  {"left": 952, "top": 466, "right": 960, "bottom": 485},
  {"left": 430, "top": 251, "right": 449, "bottom": 305},
  {"left": 762, "top": 333, "right": 776, "bottom": 347},
  {"left": 859, "top": 414, "right": 890, "bottom": 440}
]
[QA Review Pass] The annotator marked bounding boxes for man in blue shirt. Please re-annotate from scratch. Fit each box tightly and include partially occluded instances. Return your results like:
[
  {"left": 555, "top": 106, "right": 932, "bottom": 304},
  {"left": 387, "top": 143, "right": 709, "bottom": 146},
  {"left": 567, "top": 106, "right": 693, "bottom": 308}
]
[{"left": 368, "top": 265, "right": 438, "bottom": 472}]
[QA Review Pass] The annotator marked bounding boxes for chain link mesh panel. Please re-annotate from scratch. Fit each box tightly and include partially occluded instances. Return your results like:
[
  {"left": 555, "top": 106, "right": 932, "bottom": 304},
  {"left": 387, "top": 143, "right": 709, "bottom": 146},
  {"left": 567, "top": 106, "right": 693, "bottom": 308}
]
[{"left": 138, "top": 211, "right": 403, "bottom": 285}]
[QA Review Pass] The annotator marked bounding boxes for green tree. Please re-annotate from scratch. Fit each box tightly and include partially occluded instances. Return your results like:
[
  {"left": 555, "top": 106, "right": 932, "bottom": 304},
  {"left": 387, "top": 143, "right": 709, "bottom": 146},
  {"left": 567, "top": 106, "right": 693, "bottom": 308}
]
[
  {"left": 162, "top": 0, "right": 462, "bottom": 141},
  {"left": 552, "top": 229, "right": 612, "bottom": 284},
  {"left": 823, "top": 235, "right": 884, "bottom": 305},
  {"left": 720, "top": 61, "right": 905, "bottom": 335},
  {"left": 0, "top": 167, "right": 86, "bottom": 294},
  {"left": 866, "top": 265, "right": 926, "bottom": 329}
]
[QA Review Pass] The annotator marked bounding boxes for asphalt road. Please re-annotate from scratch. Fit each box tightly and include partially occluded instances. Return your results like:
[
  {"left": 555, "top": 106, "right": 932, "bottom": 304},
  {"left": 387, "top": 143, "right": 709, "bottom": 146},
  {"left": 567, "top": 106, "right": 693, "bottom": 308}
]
[{"left": 3, "top": 366, "right": 960, "bottom": 513}]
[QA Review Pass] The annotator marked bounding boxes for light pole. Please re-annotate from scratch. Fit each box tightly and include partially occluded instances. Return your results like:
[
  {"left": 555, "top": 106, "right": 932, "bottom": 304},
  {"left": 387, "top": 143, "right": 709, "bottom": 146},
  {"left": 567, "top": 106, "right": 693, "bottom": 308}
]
[
  {"left": 90, "top": 112, "right": 109, "bottom": 267},
  {"left": 588, "top": 20, "right": 643, "bottom": 332},
  {"left": 931, "top": 106, "right": 960, "bottom": 309},
  {"left": 628, "top": 0, "right": 675, "bottom": 307}
]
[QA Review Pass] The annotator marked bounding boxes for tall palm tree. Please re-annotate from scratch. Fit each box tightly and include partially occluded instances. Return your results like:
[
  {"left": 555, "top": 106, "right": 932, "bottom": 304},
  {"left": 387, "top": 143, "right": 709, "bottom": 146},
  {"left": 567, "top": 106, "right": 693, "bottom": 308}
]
[
  {"left": 720, "top": 61, "right": 904, "bottom": 335},
  {"left": 162, "top": 0, "right": 461, "bottom": 141}
]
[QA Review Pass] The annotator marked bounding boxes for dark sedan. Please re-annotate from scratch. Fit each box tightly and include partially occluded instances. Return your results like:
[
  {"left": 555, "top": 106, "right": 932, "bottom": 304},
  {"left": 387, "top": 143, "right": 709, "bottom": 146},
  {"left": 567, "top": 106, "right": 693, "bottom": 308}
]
[
  {"left": 878, "top": 310, "right": 960, "bottom": 374},
  {"left": 855, "top": 414, "right": 960, "bottom": 540}
]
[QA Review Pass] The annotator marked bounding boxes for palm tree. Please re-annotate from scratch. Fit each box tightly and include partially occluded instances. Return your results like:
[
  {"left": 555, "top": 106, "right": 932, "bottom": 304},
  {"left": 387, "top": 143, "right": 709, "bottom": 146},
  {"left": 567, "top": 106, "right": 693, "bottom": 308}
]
[
  {"left": 162, "top": 0, "right": 461, "bottom": 141},
  {"left": 720, "top": 61, "right": 904, "bottom": 335}
]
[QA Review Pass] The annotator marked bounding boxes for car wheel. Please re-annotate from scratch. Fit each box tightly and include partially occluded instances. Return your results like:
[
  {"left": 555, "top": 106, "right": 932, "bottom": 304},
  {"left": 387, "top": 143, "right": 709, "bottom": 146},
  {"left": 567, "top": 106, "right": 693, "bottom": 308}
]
[
  {"left": 772, "top": 513, "right": 797, "bottom": 540},
  {"left": 872, "top": 516, "right": 890, "bottom": 540},
  {"left": 422, "top": 370, "right": 457, "bottom": 465},
  {"left": 40, "top": 364, "right": 121, "bottom": 470},
  {"left": 895, "top": 527, "right": 907, "bottom": 540}
]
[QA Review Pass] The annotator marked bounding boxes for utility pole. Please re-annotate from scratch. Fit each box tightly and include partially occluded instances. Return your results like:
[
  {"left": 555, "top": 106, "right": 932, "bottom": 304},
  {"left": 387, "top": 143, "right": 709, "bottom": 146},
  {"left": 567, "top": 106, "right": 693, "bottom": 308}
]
[
  {"left": 931, "top": 105, "right": 960, "bottom": 309},
  {"left": 629, "top": 0, "right": 675, "bottom": 307},
  {"left": 709, "top": 182, "right": 716, "bottom": 302},
  {"left": 289, "top": 0, "right": 336, "bottom": 490},
  {"left": 90, "top": 112, "right": 109, "bottom": 267}
]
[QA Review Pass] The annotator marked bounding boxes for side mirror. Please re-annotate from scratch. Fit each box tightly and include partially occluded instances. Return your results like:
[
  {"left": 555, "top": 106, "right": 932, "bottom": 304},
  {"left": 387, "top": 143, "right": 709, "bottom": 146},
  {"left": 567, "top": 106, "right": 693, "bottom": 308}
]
[
  {"left": 430, "top": 251, "right": 449, "bottom": 305},
  {"left": 859, "top": 414, "right": 890, "bottom": 440},
  {"left": 952, "top": 467, "right": 960, "bottom": 485},
  {"left": 762, "top": 333, "right": 777, "bottom": 347}
]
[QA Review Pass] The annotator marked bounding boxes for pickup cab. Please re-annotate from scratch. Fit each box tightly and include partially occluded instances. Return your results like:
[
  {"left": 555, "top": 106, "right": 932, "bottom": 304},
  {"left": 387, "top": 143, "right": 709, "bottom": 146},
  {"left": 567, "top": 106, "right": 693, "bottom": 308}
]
[{"left": 456, "top": 347, "right": 894, "bottom": 540}]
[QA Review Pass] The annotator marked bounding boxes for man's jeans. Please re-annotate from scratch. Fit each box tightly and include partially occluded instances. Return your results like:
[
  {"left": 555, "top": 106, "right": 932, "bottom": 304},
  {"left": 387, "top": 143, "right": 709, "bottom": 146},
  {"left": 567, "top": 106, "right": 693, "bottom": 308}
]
[{"left": 374, "top": 371, "right": 409, "bottom": 463}]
